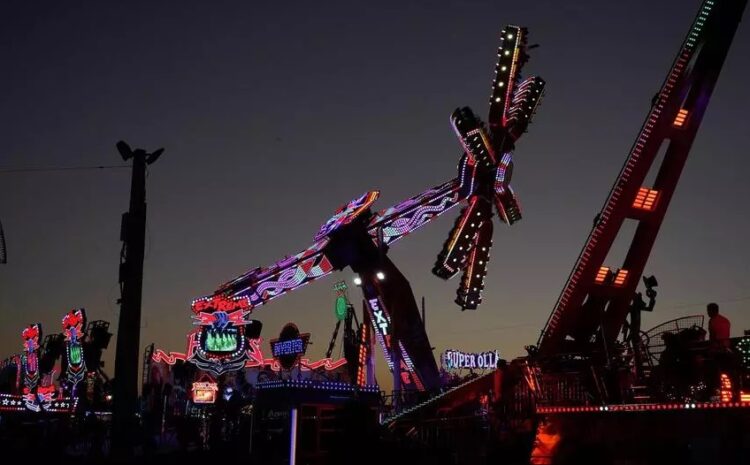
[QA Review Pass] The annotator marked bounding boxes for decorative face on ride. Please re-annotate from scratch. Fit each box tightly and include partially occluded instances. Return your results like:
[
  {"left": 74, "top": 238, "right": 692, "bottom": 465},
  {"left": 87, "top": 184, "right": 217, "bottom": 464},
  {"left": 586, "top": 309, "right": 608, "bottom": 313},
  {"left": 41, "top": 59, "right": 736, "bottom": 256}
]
[
  {"left": 314, "top": 191, "right": 380, "bottom": 241},
  {"left": 62, "top": 309, "right": 87, "bottom": 387},
  {"left": 189, "top": 303, "right": 260, "bottom": 375}
]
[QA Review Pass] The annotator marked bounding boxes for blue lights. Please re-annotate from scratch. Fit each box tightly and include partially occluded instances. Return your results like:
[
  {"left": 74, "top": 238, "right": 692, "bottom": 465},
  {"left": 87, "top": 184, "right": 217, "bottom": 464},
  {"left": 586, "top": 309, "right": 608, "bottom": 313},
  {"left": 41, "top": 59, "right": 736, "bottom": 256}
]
[
  {"left": 256, "top": 379, "right": 380, "bottom": 394},
  {"left": 271, "top": 338, "right": 305, "bottom": 357}
]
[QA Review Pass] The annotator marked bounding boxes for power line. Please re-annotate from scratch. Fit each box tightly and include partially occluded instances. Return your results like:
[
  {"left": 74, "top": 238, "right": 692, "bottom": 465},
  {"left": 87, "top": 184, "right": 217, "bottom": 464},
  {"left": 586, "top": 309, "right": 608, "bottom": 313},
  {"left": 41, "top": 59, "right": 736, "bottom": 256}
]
[{"left": 0, "top": 165, "right": 129, "bottom": 174}]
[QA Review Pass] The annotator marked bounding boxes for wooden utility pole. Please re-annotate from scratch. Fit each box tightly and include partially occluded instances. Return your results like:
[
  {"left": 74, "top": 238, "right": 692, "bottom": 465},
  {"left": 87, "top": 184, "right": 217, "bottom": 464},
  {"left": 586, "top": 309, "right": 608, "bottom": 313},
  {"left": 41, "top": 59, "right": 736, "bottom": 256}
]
[{"left": 111, "top": 141, "right": 162, "bottom": 456}]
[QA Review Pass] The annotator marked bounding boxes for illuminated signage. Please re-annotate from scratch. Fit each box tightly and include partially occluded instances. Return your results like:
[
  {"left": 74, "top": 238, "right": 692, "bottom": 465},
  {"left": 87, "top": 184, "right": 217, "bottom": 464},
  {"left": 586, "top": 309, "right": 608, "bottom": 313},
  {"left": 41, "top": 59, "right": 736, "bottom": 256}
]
[
  {"left": 270, "top": 323, "right": 310, "bottom": 370},
  {"left": 205, "top": 327, "right": 239, "bottom": 352},
  {"left": 271, "top": 338, "right": 305, "bottom": 357},
  {"left": 192, "top": 381, "right": 218, "bottom": 404},
  {"left": 62, "top": 309, "right": 87, "bottom": 389},
  {"left": 368, "top": 298, "right": 389, "bottom": 335},
  {"left": 335, "top": 296, "right": 348, "bottom": 321},
  {"left": 188, "top": 298, "right": 262, "bottom": 375},
  {"left": 442, "top": 349, "right": 500, "bottom": 370}
]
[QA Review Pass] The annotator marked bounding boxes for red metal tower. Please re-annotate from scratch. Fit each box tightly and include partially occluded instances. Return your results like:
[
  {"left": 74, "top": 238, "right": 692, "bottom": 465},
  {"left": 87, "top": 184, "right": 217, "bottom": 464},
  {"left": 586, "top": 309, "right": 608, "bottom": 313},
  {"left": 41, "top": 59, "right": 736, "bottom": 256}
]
[{"left": 538, "top": 0, "right": 747, "bottom": 357}]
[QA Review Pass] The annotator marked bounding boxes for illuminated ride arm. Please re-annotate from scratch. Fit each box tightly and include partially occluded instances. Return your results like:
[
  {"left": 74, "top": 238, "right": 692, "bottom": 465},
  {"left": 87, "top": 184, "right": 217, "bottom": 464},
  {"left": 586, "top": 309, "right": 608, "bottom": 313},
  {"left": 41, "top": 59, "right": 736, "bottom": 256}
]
[
  {"left": 365, "top": 26, "right": 542, "bottom": 253},
  {"left": 432, "top": 24, "right": 545, "bottom": 310},
  {"left": 367, "top": 178, "right": 463, "bottom": 247},
  {"left": 190, "top": 240, "right": 336, "bottom": 375},
  {"left": 194, "top": 239, "right": 335, "bottom": 313}
]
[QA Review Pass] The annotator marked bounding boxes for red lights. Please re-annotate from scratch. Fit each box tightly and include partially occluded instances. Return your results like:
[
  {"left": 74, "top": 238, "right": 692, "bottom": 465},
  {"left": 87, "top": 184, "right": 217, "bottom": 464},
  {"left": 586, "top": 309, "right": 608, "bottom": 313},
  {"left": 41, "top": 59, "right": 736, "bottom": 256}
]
[
  {"left": 595, "top": 266, "right": 610, "bottom": 284},
  {"left": 152, "top": 339, "right": 347, "bottom": 373},
  {"left": 633, "top": 187, "right": 660, "bottom": 211},
  {"left": 537, "top": 401, "right": 750, "bottom": 415},
  {"left": 613, "top": 269, "right": 629, "bottom": 287},
  {"left": 192, "top": 294, "right": 252, "bottom": 313},
  {"left": 356, "top": 319, "right": 369, "bottom": 386},
  {"left": 593, "top": 266, "right": 628, "bottom": 286},
  {"left": 673, "top": 108, "right": 689, "bottom": 127},
  {"left": 720, "top": 373, "right": 733, "bottom": 402}
]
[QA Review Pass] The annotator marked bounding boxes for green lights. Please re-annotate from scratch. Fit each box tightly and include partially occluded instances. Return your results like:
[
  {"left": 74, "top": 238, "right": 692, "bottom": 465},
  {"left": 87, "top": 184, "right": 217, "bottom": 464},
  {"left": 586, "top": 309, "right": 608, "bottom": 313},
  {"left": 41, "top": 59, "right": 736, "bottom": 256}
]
[
  {"left": 70, "top": 345, "right": 82, "bottom": 365},
  {"left": 335, "top": 296, "right": 348, "bottom": 321},
  {"left": 205, "top": 329, "right": 238, "bottom": 352}
]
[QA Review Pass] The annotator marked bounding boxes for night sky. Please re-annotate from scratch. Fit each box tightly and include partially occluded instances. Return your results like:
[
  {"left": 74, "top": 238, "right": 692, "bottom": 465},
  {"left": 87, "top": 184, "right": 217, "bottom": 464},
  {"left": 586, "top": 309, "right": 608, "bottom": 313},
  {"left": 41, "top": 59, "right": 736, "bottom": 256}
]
[{"left": 1, "top": 0, "right": 749, "bottom": 387}]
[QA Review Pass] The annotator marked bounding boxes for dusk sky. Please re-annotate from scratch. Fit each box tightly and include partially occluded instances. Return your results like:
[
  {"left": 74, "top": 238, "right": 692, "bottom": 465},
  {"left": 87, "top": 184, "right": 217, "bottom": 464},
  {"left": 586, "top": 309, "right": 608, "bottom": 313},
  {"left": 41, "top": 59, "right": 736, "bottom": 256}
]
[{"left": 1, "top": 0, "right": 749, "bottom": 386}]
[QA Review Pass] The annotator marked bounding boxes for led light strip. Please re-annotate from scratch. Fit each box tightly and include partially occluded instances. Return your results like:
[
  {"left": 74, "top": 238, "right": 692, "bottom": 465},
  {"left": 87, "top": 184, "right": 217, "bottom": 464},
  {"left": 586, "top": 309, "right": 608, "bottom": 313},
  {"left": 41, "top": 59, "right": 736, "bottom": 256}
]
[{"left": 538, "top": 401, "right": 750, "bottom": 414}]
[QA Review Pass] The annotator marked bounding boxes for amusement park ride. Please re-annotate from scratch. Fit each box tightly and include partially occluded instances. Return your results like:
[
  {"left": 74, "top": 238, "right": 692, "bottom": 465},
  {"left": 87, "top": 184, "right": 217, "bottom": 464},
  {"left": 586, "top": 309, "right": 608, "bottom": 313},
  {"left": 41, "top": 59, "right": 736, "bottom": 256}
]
[
  {"left": 537, "top": 0, "right": 747, "bottom": 360},
  {"left": 385, "top": 0, "right": 750, "bottom": 440},
  {"left": 1, "top": 1, "right": 748, "bottom": 463},
  {"left": 0, "top": 310, "right": 112, "bottom": 413},
  {"left": 189, "top": 25, "right": 545, "bottom": 391}
]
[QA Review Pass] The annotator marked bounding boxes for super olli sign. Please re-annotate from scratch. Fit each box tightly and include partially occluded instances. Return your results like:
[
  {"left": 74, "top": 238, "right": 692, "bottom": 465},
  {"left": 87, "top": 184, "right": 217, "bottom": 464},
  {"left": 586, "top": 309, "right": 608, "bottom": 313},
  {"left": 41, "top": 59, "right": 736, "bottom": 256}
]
[{"left": 442, "top": 349, "right": 500, "bottom": 370}]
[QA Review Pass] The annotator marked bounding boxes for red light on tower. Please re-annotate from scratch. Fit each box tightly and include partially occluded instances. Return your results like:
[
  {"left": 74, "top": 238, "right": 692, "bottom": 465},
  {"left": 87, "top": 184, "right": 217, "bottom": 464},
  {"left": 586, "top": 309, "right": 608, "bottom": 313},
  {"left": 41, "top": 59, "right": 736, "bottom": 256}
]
[
  {"left": 595, "top": 266, "right": 610, "bottom": 284},
  {"left": 633, "top": 188, "right": 660, "bottom": 211},
  {"left": 720, "top": 373, "right": 733, "bottom": 402},
  {"left": 673, "top": 108, "right": 689, "bottom": 127},
  {"left": 613, "top": 269, "right": 629, "bottom": 287}
]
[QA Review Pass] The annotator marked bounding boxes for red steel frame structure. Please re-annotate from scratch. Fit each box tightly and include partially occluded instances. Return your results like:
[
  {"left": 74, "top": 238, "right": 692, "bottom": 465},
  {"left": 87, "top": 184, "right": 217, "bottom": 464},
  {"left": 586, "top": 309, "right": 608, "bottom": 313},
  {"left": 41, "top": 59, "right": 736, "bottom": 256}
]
[{"left": 538, "top": 0, "right": 747, "bottom": 357}]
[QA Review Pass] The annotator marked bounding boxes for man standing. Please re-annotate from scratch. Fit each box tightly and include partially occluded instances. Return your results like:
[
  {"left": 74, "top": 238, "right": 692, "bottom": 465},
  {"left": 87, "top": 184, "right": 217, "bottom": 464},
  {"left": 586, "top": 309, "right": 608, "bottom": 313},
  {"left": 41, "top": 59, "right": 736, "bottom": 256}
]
[{"left": 707, "top": 302, "right": 731, "bottom": 349}]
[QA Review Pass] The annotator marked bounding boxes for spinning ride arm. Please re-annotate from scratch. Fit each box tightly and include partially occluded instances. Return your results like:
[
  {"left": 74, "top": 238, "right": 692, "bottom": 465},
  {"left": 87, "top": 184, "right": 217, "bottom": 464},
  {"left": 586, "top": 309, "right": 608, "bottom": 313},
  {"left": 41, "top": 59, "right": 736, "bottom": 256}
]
[
  {"left": 432, "top": 25, "right": 545, "bottom": 310},
  {"left": 193, "top": 239, "right": 335, "bottom": 313},
  {"left": 368, "top": 178, "right": 463, "bottom": 247}
]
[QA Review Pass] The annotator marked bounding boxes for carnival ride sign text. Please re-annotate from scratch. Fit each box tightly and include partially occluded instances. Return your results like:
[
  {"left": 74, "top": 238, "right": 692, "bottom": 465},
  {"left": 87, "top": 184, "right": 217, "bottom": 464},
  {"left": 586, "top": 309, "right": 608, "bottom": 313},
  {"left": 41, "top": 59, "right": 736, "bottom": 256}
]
[
  {"left": 271, "top": 338, "right": 305, "bottom": 357},
  {"left": 192, "top": 381, "right": 218, "bottom": 404},
  {"left": 442, "top": 349, "right": 500, "bottom": 370}
]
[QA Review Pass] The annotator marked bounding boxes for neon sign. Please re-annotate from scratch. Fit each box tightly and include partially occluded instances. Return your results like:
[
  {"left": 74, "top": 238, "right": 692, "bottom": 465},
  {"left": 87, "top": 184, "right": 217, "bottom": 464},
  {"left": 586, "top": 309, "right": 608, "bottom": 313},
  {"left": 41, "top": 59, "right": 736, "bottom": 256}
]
[
  {"left": 188, "top": 300, "right": 262, "bottom": 375},
  {"left": 270, "top": 323, "right": 310, "bottom": 370},
  {"left": 442, "top": 349, "right": 500, "bottom": 370},
  {"left": 152, "top": 337, "right": 346, "bottom": 372},
  {"left": 192, "top": 381, "right": 218, "bottom": 404},
  {"left": 21, "top": 324, "right": 42, "bottom": 393},
  {"left": 368, "top": 298, "right": 390, "bottom": 336},
  {"left": 271, "top": 338, "right": 305, "bottom": 357}
]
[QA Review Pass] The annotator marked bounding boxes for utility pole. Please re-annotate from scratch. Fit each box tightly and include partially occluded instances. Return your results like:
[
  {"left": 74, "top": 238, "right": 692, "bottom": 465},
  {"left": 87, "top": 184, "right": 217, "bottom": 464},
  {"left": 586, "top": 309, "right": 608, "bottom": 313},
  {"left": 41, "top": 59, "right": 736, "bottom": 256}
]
[
  {"left": 0, "top": 219, "right": 7, "bottom": 264},
  {"left": 421, "top": 296, "right": 426, "bottom": 331},
  {"left": 111, "top": 141, "right": 163, "bottom": 456}
]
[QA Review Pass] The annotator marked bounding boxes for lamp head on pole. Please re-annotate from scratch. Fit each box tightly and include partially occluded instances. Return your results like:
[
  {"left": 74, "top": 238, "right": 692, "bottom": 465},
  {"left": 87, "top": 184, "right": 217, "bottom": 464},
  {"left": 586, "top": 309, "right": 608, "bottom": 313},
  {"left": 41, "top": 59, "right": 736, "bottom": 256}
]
[{"left": 116, "top": 141, "right": 164, "bottom": 165}]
